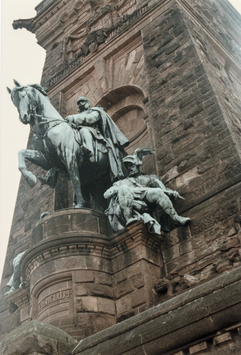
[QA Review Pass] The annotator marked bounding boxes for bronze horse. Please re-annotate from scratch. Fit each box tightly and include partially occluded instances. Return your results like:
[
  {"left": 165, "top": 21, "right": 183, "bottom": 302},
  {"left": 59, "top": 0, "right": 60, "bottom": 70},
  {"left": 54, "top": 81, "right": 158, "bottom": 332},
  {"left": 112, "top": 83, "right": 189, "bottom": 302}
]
[{"left": 7, "top": 80, "right": 122, "bottom": 211}]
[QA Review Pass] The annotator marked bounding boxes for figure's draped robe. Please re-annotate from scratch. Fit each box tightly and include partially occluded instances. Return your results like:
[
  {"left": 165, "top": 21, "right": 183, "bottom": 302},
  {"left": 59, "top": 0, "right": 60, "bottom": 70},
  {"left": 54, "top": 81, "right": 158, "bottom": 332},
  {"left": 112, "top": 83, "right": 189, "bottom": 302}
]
[{"left": 75, "top": 107, "right": 129, "bottom": 181}]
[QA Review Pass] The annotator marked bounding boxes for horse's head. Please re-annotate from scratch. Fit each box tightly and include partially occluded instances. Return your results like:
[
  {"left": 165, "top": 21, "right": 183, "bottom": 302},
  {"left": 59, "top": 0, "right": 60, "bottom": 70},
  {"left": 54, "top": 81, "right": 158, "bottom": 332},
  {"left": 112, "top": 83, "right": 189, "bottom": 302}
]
[{"left": 7, "top": 80, "right": 45, "bottom": 126}]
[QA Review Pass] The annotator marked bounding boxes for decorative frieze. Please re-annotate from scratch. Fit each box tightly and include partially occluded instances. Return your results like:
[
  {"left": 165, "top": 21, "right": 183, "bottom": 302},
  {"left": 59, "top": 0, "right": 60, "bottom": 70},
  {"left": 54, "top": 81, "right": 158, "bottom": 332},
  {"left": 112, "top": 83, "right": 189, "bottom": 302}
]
[{"left": 48, "top": 3, "right": 148, "bottom": 88}]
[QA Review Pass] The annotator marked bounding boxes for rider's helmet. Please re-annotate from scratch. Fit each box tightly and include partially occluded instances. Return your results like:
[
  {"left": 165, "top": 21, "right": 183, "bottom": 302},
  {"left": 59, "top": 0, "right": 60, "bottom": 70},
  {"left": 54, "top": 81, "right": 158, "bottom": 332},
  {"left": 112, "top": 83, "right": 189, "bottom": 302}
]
[
  {"left": 123, "top": 154, "right": 142, "bottom": 166},
  {"left": 77, "top": 96, "right": 89, "bottom": 104},
  {"left": 122, "top": 148, "right": 155, "bottom": 172}
]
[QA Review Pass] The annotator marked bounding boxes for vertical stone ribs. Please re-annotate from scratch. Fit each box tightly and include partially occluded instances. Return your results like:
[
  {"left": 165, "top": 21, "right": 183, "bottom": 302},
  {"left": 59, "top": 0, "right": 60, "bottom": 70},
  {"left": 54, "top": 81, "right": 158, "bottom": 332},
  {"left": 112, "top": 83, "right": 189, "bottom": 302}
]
[
  {"left": 142, "top": 2, "right": 241, "bottom": 290},
  {"left": 143, "top": 4, "right": 241, "bottom": 205}
]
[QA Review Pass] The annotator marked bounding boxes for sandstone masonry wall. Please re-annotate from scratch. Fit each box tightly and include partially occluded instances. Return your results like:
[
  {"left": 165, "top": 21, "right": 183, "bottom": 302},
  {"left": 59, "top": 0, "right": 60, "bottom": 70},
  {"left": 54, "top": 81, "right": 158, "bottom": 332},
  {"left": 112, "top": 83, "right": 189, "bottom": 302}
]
[
  {"left": 142, "top": 2, "right": 241, "bottom": 288},
  {"left": 1, "top": 1, "right": 241, "bottom": 353}
]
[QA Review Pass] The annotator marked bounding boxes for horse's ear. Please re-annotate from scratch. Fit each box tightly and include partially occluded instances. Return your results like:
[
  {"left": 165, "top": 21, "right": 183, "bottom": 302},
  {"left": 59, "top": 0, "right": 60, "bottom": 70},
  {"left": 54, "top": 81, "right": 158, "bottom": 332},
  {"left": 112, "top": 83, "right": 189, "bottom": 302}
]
[
  {"left": 13, "top": 79, "right": 21, "bottom": 87},
  {"left": 7, "top": 87, "right": 11, "bottom": 94}
]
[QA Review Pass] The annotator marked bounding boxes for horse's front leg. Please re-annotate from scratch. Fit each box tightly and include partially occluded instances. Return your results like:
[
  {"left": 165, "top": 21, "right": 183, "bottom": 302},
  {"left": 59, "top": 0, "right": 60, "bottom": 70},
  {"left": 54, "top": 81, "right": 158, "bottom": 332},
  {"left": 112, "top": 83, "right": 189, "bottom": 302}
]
[{"left": 18, "top": 149, "right": 49, "bottom": 187}]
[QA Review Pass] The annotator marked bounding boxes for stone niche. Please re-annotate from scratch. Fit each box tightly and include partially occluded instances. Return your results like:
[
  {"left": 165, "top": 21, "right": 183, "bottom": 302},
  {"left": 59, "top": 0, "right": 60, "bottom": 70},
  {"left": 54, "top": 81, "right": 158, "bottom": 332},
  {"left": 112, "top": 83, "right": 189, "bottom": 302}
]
[{"left": 18, "top": 208, "right": 164, "bottom": 340}]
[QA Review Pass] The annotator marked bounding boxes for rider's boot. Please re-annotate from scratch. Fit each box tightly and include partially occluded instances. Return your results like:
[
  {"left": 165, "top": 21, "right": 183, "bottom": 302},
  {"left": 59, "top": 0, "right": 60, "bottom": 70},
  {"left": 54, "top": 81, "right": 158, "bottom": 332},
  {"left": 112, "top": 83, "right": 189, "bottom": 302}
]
[
  {"left": 38, "top": 176, "right": 49, "bottom": 185},
  {"left": 79, "top": 128, "right": 95, "bottom": 162},
  {"left": 82, "top": 145, "right": 95, "bottom": 163},
  {"left": 89, "top": 153, "right": 95, "bottom": 163}
]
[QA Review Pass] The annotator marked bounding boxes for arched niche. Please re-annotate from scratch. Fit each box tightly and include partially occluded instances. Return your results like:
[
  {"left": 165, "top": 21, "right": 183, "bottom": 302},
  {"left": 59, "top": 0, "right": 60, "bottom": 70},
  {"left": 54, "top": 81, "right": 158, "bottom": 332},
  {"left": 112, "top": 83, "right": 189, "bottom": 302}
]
[
  {"left": 112, "top": 104, "right": 146, "bottom": 143},
  {"left": 71, "top": 0, "right": 83, "bottom": 12},
  {"left": 59, "top": 12, "right": 69, "bottom": 24},
  {"left": 97, "top": 85, "right": 156, "bottom": 174}
]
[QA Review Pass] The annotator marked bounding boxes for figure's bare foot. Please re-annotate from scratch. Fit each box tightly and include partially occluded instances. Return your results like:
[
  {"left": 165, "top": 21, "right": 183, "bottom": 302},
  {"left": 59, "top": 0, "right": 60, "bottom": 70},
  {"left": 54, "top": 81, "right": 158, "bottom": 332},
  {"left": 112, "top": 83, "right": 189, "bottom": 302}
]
[{"left": 173, "top": 216, "right": 190, "bottom": 225}]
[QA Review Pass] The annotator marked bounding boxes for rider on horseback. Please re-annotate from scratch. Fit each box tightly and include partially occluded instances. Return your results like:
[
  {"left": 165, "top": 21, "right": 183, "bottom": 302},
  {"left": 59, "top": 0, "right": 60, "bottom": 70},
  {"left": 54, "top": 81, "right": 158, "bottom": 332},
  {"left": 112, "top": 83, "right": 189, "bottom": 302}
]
[{"left": 39, "top": 97, "right": 129, "bottom": 187}]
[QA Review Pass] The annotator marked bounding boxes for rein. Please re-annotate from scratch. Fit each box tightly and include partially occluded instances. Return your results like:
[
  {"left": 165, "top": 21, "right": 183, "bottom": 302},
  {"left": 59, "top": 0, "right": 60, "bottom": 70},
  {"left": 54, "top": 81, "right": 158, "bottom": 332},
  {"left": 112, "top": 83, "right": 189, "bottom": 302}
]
[
  {"left": 35, "top": 114, "right": 64, "bottom": 123},
  {"left": 31, "top": 114, "right": 66, "bottom": 138}
]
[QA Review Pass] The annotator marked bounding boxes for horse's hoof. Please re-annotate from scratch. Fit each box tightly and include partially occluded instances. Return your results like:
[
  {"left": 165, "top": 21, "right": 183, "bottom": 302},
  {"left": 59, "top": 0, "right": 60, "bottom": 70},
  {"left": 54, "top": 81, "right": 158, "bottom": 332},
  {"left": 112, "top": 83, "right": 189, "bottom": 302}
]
[
  {"left": 38, "top": 176, "right": 57, "bottom": 188},
  {"left": 24, "top": 172, "right": 37, "bottom": 187},
  {"left": 74, "top": 204, "right": 85, "bottom": 208}
]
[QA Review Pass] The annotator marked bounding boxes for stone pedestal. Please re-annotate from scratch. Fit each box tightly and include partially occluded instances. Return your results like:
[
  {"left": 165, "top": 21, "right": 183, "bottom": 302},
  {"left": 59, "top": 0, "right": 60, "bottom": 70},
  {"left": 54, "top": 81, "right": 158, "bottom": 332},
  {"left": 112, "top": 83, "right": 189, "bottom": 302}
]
[{"left": 19, "top": 209, "right": 164, "bottom": 339}]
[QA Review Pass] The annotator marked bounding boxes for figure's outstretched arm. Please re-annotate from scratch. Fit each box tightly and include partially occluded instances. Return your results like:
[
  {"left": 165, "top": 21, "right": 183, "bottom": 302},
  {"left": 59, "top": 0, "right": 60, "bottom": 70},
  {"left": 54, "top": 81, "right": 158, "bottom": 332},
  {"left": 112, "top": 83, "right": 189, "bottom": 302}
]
[
  {"left": 65, "top": 114, "right": 85, "bottom": 125},
  {"left": 153, "top": 177, "right": 184, "bottom": 200},
  {"left": 104, "top": 185, "right": 118, "bottom": 199}
]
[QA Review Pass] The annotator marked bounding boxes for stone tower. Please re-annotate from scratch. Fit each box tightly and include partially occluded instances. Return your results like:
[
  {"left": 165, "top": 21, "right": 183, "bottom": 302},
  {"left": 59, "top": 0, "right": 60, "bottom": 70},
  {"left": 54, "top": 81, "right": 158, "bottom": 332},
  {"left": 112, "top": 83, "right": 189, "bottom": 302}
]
[{"left": 1, "top": 0, "right": 241, "bottom": 354}]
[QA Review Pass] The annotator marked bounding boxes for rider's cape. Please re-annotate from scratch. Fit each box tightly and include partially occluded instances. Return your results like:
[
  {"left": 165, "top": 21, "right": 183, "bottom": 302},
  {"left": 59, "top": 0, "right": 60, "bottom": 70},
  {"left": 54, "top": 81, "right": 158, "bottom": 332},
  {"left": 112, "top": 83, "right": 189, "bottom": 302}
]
[{"left": 90, "top": 107, "right": 129, "bottom": 181}]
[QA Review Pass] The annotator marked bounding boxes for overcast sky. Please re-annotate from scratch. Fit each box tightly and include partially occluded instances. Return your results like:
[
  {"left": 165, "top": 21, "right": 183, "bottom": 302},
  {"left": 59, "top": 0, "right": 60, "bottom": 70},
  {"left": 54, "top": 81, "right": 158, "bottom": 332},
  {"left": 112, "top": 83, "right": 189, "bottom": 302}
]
[
  {"left": 1, "top": 0, "right": 46, "bottom": 280},
  {"left": 0, "top": 0, "right": 241, "bottom": 281}
]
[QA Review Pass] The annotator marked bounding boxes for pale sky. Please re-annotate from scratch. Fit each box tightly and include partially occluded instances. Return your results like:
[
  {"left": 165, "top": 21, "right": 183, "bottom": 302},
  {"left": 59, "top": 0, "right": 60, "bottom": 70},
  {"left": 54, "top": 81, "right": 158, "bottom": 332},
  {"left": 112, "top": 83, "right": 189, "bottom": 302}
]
[
  {"left": 0, "top": 0, "right": 241, "bottom": 281},
  {"left": 1, "top": 0, "right": 45, "bottom": 280}
]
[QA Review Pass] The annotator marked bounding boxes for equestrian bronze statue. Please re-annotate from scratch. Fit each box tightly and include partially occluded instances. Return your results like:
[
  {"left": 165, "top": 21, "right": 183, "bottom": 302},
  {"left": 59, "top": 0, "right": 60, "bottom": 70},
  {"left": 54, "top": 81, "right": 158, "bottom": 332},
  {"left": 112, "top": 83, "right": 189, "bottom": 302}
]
[{"left": 7, "top": 80, "right": 128, "bottom": 211}]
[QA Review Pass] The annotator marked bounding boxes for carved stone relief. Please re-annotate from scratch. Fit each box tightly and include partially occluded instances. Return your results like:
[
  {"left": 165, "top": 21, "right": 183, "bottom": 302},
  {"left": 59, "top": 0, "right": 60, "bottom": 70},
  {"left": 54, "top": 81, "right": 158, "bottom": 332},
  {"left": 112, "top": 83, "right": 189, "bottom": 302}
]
[{"left": 64, "top": 0, "right": 140, "bottom": 65}]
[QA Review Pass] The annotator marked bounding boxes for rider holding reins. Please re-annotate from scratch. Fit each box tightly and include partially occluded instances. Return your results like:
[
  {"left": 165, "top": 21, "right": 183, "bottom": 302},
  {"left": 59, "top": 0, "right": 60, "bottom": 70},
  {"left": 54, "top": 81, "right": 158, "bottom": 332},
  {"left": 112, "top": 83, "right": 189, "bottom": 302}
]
[{"left": 39, "top": 97, "right": 129, "bottom": 187}]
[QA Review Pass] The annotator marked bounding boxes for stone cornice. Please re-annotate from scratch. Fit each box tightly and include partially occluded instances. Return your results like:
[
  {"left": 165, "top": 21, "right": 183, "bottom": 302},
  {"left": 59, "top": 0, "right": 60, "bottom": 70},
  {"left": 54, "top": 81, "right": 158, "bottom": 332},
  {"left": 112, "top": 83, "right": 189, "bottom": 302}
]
[
  {"left": 44, "top": 0, "right": 241, "bottom": 92},
  {"left": 72, "top": 265, "right": 241, "bottom": 354},
  {"left": 19, "top": 208, "right": 164, "bottom": 281},
  {"left": 12, "top": 0, "right": 63, "bottom": 34},
  {"left": 4, "top": 286, "right": 30, "bottom": 308},
  {"left": 35, "top": 0, "right": 59, "bottom": 16},
  {"left": 21, "top": 223, "right": 164, "bottom": 281}
]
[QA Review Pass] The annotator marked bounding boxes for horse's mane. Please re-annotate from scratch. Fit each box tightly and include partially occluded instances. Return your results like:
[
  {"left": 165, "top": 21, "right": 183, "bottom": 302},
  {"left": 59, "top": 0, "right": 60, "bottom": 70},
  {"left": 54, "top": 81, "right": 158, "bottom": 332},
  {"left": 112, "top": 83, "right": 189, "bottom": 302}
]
[{"left": 29, "top": 84, "right": 48, "bottom": 97}]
